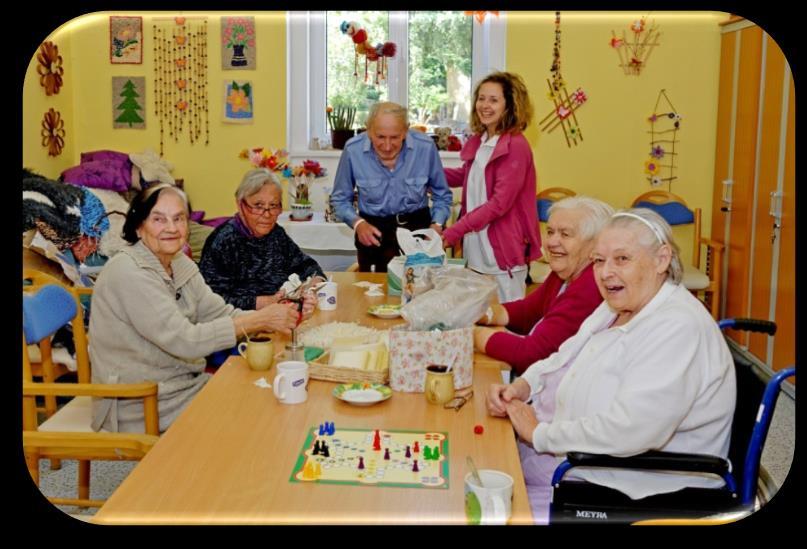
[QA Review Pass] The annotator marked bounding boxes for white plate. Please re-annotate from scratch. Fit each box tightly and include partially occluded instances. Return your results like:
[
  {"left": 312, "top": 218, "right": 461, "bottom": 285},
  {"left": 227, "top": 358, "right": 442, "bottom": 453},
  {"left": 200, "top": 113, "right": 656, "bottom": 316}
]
[
  {"left": 333, "top": 383, "right": 393, "bottom": 406},
  {"left": 368, "top": 305, "right": 401, "bottom": 319}
]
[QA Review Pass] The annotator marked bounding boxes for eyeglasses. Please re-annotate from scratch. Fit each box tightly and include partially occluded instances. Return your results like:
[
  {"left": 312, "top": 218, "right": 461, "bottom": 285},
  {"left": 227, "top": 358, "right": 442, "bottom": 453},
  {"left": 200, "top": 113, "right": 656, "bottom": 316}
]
[
  {"left": 244, "top": 201, "right": 282, "bottom": 215},
  {"left": 444, "top": 389, "right": 473, "bottom": 412}
]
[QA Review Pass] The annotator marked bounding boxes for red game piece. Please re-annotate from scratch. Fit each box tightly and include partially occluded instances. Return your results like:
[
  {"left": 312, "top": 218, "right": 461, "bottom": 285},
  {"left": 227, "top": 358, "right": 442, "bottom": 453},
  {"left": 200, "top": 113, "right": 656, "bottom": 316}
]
[
  {"left": 474, "top": 425, "right": 484, "bottom": 434},
  {"left": 373, "top": 430, "right": 382, "bottom": 451},
  {"left": 413, "top": 441, "right": 420, "bottom": 453}
]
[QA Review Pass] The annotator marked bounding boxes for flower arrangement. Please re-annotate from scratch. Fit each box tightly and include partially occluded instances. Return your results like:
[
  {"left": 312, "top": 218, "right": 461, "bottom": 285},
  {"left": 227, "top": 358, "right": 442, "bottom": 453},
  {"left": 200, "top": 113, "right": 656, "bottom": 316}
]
[
  {"left": 326, "top": 105, "right": 357, "bottom": 131},
  {"left": 283, "top": 160, "right": 327, "bottom": 205},
  {"left": 223, "top": 17, "right": 255, "bottom": 50},
  {"left": 238, "top": 147, "right": 289, "bottom": 172}
]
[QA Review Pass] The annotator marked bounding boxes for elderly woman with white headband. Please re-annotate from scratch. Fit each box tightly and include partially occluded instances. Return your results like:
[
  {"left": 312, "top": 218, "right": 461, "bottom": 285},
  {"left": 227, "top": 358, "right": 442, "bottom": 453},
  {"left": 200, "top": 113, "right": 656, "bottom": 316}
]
[{"left": 486, "top": 208, "right": 736, "bottom": 524}]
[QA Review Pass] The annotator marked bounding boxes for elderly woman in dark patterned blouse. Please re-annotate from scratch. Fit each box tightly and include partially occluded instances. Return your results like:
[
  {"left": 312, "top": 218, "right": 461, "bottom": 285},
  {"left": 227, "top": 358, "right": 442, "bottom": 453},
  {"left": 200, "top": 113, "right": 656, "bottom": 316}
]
[{"left": 200, "top": 169, "right": 326, "bottom": 310}]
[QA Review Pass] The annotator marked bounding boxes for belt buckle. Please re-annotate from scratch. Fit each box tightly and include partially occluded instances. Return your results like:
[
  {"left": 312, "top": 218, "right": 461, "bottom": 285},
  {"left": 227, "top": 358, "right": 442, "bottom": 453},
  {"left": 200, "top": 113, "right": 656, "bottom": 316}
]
[{"left": 396, "top": 213, "right": 407, "bottom": 226}]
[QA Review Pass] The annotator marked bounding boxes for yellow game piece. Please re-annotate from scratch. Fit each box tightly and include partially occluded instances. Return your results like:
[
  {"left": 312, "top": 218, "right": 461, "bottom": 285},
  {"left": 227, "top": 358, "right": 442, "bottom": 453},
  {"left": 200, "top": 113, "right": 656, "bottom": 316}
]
[
  {"left": 314, "top": 462, "right": 322, "bottom": 479},
  {"left": 302, "top": 461, "right": 314, "bottom": 480}
]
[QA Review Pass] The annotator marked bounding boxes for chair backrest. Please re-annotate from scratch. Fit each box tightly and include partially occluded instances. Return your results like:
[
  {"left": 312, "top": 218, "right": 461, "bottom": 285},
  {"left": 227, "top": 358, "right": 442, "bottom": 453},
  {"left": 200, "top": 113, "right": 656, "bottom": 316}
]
[
  {"left": 631, "top": 190, "right": 701, "bottom": 265},
  {"left": 536, "top": 187, "right": 577, "bottom": 222},
  {"left": 23, "top": 269, "right": 91, "bottom": 383}
]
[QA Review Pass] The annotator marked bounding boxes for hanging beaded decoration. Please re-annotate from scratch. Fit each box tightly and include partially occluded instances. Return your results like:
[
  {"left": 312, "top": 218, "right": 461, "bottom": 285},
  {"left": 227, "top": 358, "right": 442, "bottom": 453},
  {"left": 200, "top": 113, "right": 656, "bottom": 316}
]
[
  {"left": 609, "top": 17, "right": 661, "bottom": 76},
  {"left": 153, "top": 16, "right": 209, "bottom": 156},
  {"left": 645, "top": 89, "right": 682, "bottom": 191},
  {"left": 539, "top": 12, "right": 587, "bottom": 148}
]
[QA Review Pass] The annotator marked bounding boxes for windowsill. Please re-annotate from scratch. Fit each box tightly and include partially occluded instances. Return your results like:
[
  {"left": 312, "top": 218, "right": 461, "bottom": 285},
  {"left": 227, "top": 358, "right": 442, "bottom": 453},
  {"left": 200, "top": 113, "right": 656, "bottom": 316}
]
[{"left": 289, "top": 149, "right": 462, "bottom": 159}]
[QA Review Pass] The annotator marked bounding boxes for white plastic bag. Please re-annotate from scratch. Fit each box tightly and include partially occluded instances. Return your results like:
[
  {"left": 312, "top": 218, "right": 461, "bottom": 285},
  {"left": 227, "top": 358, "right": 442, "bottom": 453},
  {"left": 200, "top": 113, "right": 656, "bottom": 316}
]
[{"left": 396, "top": 228, "right": 445, "bottom": 304}]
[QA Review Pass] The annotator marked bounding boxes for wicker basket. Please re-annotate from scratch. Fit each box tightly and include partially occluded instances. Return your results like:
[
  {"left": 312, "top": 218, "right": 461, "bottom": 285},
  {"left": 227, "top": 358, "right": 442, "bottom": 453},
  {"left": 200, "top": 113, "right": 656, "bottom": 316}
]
[{"left": 308, "top": 354, "right": 389, "bottom": 384}]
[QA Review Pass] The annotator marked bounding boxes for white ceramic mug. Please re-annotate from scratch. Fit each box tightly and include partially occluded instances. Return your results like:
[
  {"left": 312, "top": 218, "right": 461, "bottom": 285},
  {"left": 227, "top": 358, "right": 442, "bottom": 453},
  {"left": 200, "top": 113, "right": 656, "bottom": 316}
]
[
  {"left": 464, "top": 470, "right": 514, "bottom": 525},
  {"left": 273, "top": 360, "right": 309, "bottom": 404},
  {"left": 316, "top": 281, "right": 338, "bottom": 311}
]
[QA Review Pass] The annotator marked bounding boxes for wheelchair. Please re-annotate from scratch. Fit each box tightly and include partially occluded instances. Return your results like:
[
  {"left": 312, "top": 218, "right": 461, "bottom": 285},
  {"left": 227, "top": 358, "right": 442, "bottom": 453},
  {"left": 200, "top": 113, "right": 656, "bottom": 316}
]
[{"left": 548, "top": 318, "right": 795, "bottom": 525}]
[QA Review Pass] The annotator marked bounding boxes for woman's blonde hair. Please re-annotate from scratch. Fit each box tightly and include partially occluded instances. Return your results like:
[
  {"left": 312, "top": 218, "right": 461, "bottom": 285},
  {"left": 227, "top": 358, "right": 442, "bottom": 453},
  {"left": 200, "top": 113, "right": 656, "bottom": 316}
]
[{"left": 469, "top": 71, "right": 534, "bottom": 135}]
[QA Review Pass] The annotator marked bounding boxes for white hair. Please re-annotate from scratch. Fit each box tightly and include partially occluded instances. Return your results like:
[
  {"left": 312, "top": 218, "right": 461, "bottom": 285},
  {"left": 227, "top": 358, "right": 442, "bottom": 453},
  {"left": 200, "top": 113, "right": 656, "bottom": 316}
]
[
  {"left": 236, "top": 168, "right": 283, "bottom": 202},
  {"left": 607, "top": 208, "right": 683, "bottom": 284},
  {"left": 548, "top": 196, "right": 615, "bottom": 242}
]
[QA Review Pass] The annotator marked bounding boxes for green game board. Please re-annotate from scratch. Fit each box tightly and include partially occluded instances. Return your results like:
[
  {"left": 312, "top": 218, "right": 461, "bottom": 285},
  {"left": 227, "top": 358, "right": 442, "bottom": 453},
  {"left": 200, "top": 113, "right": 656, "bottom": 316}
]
[{"left": 290, "top": 426, "right": 449, "bottom": 489}]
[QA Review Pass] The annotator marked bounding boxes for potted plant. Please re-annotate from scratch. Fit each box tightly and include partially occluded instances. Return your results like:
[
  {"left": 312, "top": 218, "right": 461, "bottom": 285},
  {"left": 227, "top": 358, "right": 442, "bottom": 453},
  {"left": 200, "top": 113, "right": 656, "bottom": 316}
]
[
  {"left": 283, "top": 160, "right": 327, "bottom": 220},
  {"left": 326, "top": 104, "right": 357, "bottom": 150}
]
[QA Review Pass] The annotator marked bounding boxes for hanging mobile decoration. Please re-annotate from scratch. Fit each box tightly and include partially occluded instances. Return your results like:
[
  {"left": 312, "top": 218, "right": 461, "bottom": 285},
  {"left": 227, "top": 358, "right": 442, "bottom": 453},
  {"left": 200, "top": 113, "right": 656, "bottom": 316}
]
[
  {"left": 609, "top": 17, "right": 660, "bottom": 76},
  {"left": 645, "top": 89, "right": 682, "bottom": 190},
  {"left": 340, "top": 21, "right": 396, "bottom": 85},
  {"left": 464, "top": 11, "right": 499, "bottom": 24},
  {"left": 539, "top": 11, "right": 587, "bottom": 148},
  {"left": 153, "top": 15, "right": 209, "bottom": 156},
  {"left": 41, "top": 108, "right": 65, "bottom": 157},
  {"left": 36, "top": 41, "right": 64, "bottom": 96}
]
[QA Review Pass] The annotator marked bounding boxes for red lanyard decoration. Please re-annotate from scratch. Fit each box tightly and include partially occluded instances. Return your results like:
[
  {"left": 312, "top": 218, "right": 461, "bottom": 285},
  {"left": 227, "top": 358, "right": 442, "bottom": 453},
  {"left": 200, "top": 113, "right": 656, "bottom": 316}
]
[
  {"left": 645, "top": 89, "right": 682, "bottom": 190},
  {"left": 539, "top": 11, "right": 587, "bottom": 148},
  {"left": 610, "top": 17, "right": 661, "bottom": 76},
  {"left": 340, "top": 20, "right": 397, "bottom": 85}
]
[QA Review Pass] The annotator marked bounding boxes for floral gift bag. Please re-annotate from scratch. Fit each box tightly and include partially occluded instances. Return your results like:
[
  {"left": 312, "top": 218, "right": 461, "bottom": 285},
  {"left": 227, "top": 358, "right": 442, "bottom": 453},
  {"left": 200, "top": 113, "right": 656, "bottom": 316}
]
[{"left": 388, "top": 325, "right": 473, "bottom": 392}]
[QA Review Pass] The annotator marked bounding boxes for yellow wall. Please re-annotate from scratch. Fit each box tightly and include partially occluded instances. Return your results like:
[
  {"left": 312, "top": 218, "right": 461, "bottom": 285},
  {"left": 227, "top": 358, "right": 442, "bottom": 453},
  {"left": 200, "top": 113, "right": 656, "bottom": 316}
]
[
  {"left": 24, "top": 10, "right": 286, "bottom": 217},
  {"left": 508, "top": 11, "right": 725, "bottom": 265},
  {"left": 24, "top": 10, "right": 725, "bottom": 264}
]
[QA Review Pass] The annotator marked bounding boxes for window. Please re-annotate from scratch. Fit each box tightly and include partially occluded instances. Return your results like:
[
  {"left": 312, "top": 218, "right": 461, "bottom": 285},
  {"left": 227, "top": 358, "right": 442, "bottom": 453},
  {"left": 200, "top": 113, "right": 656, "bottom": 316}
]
[{"left": 287, "top": 11, "right": 506, "bottom": 152}]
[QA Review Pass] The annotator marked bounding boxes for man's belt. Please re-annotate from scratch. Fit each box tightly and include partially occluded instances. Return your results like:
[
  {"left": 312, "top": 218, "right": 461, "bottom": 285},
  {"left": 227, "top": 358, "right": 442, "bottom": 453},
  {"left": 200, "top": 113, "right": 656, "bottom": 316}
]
[{"left": 359, "top": 207, "right": 431, "bottom": 228}]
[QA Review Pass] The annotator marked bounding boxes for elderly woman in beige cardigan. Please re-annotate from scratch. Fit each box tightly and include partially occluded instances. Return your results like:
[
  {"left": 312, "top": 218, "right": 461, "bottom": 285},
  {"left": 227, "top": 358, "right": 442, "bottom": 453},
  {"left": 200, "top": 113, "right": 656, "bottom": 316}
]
[{"left": 89, "top": 184, "right": 313, "bottom": 433}]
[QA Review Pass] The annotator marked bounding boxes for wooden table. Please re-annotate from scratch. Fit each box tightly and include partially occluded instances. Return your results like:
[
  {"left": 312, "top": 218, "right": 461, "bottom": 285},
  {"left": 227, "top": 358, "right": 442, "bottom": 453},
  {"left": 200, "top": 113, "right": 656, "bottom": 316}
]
[{"left": 93, "top": 273, "right": 531, "bottom": 525}]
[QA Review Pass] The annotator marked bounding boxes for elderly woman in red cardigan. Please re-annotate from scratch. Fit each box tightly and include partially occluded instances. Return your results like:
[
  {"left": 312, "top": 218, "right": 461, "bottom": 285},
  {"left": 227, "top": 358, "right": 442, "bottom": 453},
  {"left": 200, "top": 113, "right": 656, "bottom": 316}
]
[{"left": 476, "top": 196, "right": 614, "bottom": 375}]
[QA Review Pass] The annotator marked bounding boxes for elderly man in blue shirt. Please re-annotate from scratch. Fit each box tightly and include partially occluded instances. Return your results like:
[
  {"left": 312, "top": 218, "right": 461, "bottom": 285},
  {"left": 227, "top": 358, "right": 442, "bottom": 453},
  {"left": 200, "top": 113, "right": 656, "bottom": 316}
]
[{"left": 331, "top": 102, "right": 453, "bottom": 272}]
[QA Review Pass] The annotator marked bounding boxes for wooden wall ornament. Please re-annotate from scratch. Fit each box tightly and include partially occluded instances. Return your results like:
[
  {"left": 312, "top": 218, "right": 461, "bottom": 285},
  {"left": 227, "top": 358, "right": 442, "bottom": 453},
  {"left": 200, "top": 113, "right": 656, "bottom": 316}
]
[
  {"left": 539, "top": 12, "right": 587, "bottom": 147},
  {"left": 110, "top": 16, "right": 143, "bottom": 64},
  {"left": 113, "top": 76, "right": 146, "bottom": 129},
  {"left": 153, "top": 16, "right": 209, "bottom": 155},
  {"left": 645, "top": 89, "right": 682, "bottom": 190},
  {"left": 464, "top": 11, "right": 499, "bottom": 24},
  {"left": 41, "top": 108, "right": 65, "bottom": 157},
  {"left": 610, "top": 17, "right": 661, "bottom": 76},
  {"left": 36, "top": 41, "right": 64, "bottom": 96}
]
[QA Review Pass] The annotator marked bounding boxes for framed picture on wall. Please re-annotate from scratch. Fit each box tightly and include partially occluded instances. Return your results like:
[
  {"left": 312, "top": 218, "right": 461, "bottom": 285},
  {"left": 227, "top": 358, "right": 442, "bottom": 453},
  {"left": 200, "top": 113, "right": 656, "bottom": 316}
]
[
  {"left": 110, "top": 16, "right": 143, "bottom": 64},
  {"left": 223, "top": 80, "right": 254, "bottom": 123},
  {"left": 112, "top": 77, "right": 146, "bottom": 129},
  {"left": 221, "top": 16, "right": 256, "bottom": 69}
]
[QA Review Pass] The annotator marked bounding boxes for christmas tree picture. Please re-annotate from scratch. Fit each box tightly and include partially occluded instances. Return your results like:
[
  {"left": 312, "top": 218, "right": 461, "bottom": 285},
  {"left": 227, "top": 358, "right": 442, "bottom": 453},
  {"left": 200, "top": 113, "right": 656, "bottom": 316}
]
[{"left": 113, "top": 76, "right": 146, "bottom": 129}]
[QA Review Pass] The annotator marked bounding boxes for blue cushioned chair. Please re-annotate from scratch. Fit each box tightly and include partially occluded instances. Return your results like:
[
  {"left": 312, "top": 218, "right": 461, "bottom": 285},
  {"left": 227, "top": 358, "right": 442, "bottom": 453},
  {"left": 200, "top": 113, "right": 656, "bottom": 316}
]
[
  {"left": 631, "top": 190, "right": 724, "bottom": 318},
  {"left": 23, "top": 283, "right": 160, "bottom": 509}
]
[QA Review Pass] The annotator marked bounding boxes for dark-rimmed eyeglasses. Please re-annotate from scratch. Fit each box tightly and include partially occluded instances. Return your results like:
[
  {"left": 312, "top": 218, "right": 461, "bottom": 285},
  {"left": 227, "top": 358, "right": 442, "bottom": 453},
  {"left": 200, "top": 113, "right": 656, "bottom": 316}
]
[
  {"left": 444, "top": 389, "right": 473, "bottom": 411},
  {"left": 244, "top": 201, "right": 282, "bottom": 216}
]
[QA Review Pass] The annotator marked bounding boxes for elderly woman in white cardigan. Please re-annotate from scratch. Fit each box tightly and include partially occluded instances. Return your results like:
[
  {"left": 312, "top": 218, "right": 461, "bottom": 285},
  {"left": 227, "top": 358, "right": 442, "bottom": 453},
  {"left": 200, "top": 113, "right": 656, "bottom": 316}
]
[
  {"left": 89, "top": 184, "right": 314, "bottom": 433},
  {"left": 486, "top": 208, "right": 736, "bottom": 524}
]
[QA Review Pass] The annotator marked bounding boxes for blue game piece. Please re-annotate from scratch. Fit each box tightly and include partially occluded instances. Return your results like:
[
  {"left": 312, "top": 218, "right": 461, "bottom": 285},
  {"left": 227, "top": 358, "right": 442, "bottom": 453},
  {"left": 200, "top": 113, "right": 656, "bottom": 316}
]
[
  {"left": 318, "top": 423, "right": 325, "bottom": 436},
  {"left": 328, "top": 422, "right": 335, "bottom": 435}
]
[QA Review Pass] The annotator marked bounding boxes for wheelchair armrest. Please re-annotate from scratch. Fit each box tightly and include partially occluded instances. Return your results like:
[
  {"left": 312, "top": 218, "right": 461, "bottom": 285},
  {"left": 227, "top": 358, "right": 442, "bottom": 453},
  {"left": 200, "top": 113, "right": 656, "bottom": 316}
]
[
  {"left": 553, "top": 450, "right": 735, "bottom": 492},
  {"left": 565, "top": 450, "right": 731, "bottom": 476}
]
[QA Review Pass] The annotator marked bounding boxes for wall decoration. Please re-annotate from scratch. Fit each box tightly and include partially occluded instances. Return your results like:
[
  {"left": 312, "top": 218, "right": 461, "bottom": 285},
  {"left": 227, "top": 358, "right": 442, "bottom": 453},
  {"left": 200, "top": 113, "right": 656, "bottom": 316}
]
[
  {"left": 41, "top": 108, "right": 65, "bottom": 157},
  {"left": 223, "top": 80, "right": 253, "bottom": 123},
  {"left": 153, "top": 16, "right": 209, "bottom": 155},
  {"left": 539, "top": 12, "right": 587, "bottom": 148},
  {"left": 36, "top": 41, "right": 64, "bottom": 96},
  {"left": 113, "top": 77, "right": 146, "bottom": 129},
  {"left": 464, "top": 11, "right": 499, "bottom": 24},
  {"left": 645, "top": 89, "right": 682, "bottom": 190},
  {"left": 609, "top": 17, "right": 661, "bottom": 76},
  {"left": 221, "top": 16, "right": 256, "bottom": 69},
  {"left": 339, "top": 20, "right": 397, "bottom": 85},
  {"left": 110, "top": 16, "right": 143, "bottom": 64}
]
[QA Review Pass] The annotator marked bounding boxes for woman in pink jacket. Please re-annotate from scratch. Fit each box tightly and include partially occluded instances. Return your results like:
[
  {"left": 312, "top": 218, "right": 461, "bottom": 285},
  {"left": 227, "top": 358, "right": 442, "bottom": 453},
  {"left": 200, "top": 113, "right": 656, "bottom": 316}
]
[{"left": 442, "top": 71, "right": 542, "bottom": 303}]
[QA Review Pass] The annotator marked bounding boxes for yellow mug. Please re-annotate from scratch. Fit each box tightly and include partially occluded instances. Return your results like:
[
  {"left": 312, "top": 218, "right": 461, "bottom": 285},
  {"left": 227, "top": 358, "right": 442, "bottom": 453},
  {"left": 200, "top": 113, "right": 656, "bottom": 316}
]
[
  {"left": 425, "top": 364, "right": 455, "bottom": 405},
  {"left": 238, "top": 337, "right": 275, "bottom": 371}
]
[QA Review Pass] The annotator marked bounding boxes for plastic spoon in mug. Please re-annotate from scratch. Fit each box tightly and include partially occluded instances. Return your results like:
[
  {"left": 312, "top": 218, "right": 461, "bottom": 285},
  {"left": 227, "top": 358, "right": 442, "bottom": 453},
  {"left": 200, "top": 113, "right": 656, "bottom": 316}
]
[
  {"left": 444, "top": 346, "right": 460, "bottom": 374},
  {"left": 466, "top": 456, "right": 484, "bottom": 488}
]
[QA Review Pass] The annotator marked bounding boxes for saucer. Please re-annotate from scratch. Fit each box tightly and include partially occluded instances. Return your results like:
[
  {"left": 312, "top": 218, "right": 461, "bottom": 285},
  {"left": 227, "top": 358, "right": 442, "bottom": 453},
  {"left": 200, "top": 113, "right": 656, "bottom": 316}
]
[
  {"left": 333, "top": 382, "right": 392, "bottom": 406},
  {"left": 367, "top": 304, "right": 401, "bottom": 319}
]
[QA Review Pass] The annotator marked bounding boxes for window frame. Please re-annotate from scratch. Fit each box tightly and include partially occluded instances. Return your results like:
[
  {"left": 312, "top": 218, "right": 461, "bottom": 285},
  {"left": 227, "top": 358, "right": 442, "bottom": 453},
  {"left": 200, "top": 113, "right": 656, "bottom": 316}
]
[{"left": 287, "top": 10, "right": 506, "bottom": 153}]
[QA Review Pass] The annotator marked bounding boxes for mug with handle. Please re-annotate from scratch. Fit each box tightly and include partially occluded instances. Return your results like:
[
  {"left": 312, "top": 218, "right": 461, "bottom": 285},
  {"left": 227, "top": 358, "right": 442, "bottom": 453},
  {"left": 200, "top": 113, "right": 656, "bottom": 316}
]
[
  {"left": 273, "top": 360, "right": 309, "bottom": 404},
  {"left": 464, "top": 469, "right": 514, "bottom": 525},
  {"left": 237, "top": 337, "right": 274, "bottom": 371}
]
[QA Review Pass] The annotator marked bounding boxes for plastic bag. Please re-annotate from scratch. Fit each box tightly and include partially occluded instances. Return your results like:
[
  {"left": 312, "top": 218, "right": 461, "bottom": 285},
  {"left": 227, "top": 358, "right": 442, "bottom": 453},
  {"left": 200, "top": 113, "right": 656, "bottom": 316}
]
[
  {"left": 396, "top": 228, "right": 445, "bottom": 304},
  {"left": 400, "top": 267, "right": 498, "bottom": 330}
]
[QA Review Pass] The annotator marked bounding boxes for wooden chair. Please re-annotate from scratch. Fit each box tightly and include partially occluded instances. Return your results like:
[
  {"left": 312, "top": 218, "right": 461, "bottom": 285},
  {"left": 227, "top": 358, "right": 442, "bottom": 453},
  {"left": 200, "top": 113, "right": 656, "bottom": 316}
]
[
  {"left": 631, "top": 190, "right": 724, "bottom": 318},
  {"left": 23, "top": 284, "right": 159, "bottom": 508},
  {"left": 531, "top": 187, "right": 578, "bottom": 284}
]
